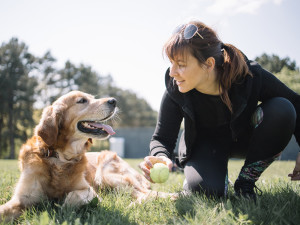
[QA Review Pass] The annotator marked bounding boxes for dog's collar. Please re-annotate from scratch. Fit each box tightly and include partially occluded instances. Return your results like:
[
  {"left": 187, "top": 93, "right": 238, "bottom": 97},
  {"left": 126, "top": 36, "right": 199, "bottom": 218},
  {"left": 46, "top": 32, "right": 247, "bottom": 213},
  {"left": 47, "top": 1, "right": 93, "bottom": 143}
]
[
  {"left": 43, "top": 148, "right": 59, "bottom": 158},
  {"left": 47, "top": 149, "right": 59, "bottom": 158}
]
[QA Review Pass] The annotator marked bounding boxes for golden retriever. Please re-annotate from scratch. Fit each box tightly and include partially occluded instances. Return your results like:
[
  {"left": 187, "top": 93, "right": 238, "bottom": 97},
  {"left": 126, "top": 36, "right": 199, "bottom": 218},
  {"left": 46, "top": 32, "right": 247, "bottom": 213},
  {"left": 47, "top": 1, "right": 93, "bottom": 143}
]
[{"left": 0, "top": 91, "right": 176, "bottom": 223}]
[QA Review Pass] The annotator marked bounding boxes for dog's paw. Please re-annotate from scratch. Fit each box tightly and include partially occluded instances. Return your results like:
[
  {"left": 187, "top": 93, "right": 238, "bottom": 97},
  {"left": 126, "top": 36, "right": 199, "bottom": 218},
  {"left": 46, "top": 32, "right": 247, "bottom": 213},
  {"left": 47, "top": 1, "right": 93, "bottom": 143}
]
[
  {"left": 63, "top": 187, "right": 100, "bottom": 207},
  {"left": 170, "top": 193, "right": 179, "bottom": 200},
  {"left": 0, "top": 201, "right": 23, "bottom": 223}
]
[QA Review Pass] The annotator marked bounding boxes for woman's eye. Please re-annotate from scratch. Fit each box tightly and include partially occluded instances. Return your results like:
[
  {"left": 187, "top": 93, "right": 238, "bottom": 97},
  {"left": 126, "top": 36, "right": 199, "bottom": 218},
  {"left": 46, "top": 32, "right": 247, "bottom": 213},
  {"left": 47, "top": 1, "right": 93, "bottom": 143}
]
[{"left": 77, "top": 98, "right": 88, "bottom": 104}]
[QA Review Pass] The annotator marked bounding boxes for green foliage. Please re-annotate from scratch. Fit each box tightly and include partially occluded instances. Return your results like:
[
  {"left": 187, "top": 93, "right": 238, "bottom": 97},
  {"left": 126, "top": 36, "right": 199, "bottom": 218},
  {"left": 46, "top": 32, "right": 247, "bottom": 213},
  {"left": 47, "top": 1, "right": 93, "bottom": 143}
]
[
  {"left": 97, "top": 75, "right": 157, "bottom": 127},
  {"left": 255, "top": 54, "right": 300, "bottom": 95},
  {"left": 0, "top": 38, "right": 38, "bottom": 158},
  {"left": 255, "top": 53, "right": 297, "bottom": 73},
  {"left": 0, "top": 159, "right": 299, "bottom": 225},
  {"left": 275, "top": 67, "right": 300, "bottom": 94},
  {"left": 107, "top": 88, "right": 157, "bottom": 127}
]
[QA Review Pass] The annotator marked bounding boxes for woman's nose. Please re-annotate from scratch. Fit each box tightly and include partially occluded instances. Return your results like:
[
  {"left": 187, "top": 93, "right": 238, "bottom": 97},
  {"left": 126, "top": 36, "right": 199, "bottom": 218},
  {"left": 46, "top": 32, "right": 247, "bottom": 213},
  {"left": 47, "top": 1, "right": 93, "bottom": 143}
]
[{"left": 169, "top": 65, "right": 177, "bottom": 77}]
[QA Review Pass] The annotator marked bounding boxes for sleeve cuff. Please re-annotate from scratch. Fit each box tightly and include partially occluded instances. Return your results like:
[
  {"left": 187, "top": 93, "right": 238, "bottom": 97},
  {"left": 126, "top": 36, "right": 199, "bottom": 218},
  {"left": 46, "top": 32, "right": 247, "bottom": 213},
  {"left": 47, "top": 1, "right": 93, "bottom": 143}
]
[{"left": 150, "top": 147, "right": 171, "bottom": 159}]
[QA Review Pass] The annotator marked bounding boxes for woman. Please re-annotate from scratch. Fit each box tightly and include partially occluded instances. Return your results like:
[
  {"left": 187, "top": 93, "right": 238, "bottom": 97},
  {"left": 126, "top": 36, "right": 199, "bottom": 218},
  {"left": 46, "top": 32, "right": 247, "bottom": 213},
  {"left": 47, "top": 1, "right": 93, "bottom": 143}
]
[{"left": 139, "top": 21, "right": 300, "bottom": 199}]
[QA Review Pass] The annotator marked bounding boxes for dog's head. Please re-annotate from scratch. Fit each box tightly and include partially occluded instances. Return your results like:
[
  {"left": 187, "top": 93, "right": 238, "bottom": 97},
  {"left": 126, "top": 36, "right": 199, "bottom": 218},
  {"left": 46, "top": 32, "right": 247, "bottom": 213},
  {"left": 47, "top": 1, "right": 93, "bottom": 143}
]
[{"left": 35, "top": 91, "right": 117, "bottom": 146}]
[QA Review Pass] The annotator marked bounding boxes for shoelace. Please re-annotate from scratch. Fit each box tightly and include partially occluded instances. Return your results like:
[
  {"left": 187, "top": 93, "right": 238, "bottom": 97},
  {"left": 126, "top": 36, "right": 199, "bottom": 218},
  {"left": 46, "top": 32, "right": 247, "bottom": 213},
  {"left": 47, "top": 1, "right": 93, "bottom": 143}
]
[
  {"left": 253, "top": 184, "right": 263, "bottom": 196},
  {"left": 240, "top": 181, "right": 263, "bottom": 196},
  {"left": 253, "top": 184, "right": 262, "bottom": 196}
]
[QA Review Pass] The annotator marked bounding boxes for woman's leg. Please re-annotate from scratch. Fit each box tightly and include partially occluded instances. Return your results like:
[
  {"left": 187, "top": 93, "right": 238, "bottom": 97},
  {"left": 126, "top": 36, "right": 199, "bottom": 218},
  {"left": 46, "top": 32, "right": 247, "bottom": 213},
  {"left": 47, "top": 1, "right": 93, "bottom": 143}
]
[
  {"left": 183, "top": 138, "right": 231, "bottom": 197},
  {"left": 234, "top": 97, "right": 296, "bottom": 199}
]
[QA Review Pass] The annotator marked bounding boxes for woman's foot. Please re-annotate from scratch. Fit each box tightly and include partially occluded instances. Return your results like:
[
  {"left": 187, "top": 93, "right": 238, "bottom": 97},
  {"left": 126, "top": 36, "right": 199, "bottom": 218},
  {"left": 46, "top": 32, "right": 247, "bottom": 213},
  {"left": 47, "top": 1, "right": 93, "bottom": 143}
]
[{"left": 234, "top": 178, "right": 262, "bottom": 202}]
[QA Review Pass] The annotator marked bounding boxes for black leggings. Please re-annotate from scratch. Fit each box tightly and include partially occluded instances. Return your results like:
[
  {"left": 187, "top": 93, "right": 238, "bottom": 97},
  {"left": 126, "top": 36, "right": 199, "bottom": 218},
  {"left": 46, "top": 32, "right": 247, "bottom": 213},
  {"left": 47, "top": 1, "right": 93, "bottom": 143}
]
[{"left": 183, "top": 97, "right": 296, "bottom": 197}]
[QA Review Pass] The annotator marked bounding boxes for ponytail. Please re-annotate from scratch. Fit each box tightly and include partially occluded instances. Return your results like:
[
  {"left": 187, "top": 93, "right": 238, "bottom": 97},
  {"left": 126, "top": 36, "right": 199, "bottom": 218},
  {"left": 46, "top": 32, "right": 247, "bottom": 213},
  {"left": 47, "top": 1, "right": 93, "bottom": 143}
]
[{"left": 218, "top": 43, "right": 251, "bottom": 112}]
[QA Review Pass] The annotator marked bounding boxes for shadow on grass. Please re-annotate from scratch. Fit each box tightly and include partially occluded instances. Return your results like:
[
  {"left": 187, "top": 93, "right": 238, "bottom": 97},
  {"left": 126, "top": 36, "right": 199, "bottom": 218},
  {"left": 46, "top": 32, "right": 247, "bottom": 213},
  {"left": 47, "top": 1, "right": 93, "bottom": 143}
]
[
  {"left": 12, "top": 198, "right": 138, "bottom": 225},
  {"left": 174, "top": 194, "right": 199, "bottom": 217},
  {"left": 173, "top": 192, "right": 221, "bottom": 217},
  {"left": 229, "top": 187, "right": 300, "bottom": 225},
  {"left": 173, "top": 185, "right": 300, "bottom": 225}
]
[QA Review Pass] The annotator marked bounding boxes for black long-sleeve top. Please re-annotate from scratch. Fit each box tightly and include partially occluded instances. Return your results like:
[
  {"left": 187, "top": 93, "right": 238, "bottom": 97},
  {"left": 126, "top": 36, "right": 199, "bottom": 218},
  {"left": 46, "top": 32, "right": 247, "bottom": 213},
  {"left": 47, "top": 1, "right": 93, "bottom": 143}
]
[{"left": 150, "top": 60, "right": 300, "bottom": 166}]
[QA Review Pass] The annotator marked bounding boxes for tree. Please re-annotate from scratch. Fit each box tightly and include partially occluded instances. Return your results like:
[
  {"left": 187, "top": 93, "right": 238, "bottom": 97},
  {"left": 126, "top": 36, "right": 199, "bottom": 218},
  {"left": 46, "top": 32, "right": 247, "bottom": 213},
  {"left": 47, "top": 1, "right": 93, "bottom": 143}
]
[
  {"left": 74, "top": 64, "right": 100, "bottom": 95},
  {"left": 255, "top": 53, "right": 297, "bottom": 73},
  {"left": 0, "top": 38, "right": 38, "bottom": 158},
  {"left": 36, "top": 61, "right": 101, "bottom": 106},
  {"left": 275, "top": 67, "right": 300, "bottom": 94},
  {"left": 96, "top": 76, "right": 157, "bottom": 127},
  {"left": 34, "top": 51, "right": 57, "bottom": 107}
]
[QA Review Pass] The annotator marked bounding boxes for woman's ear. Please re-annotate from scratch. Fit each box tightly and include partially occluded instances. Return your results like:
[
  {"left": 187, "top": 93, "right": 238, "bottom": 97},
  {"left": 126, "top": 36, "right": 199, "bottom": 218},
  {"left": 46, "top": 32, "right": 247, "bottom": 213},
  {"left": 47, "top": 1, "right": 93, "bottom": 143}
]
[{"left": 205, "top": 57, "right": 216, "bottom": 72}]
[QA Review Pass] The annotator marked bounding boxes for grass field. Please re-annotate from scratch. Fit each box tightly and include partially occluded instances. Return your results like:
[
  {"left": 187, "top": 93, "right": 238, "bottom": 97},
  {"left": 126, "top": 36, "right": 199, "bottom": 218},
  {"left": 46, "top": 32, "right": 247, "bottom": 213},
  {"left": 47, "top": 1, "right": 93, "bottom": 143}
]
[{"left": 0, "top": 159, "right": 299, "bottom": 225}]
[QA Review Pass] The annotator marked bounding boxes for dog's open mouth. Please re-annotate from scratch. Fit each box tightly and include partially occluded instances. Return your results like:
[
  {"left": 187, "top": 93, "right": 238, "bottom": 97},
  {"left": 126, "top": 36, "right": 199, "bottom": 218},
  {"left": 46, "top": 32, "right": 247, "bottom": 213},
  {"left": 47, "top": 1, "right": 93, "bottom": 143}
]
[{"left": 77, "top": 121, "right": 115, "bottom": 136}]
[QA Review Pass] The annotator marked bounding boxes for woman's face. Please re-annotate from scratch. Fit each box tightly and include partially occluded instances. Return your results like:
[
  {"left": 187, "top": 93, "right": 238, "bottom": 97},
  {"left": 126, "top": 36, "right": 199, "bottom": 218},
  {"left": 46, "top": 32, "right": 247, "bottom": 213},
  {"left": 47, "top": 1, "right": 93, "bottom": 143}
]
[{"left": 169, "top": 51, "right": 211, "bottom": 93}]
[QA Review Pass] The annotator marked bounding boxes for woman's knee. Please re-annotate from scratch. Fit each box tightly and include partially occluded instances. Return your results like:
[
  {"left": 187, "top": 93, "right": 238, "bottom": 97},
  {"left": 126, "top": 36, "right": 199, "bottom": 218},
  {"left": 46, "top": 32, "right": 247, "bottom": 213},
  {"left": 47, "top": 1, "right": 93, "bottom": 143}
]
[
  {"left": 183, "top": 177, "right": 225, "bottom": 197},
  {"left": 255, "top": 97, "right": 296, "bottom": 133},
  {"left": 261, "top": 97, "right": 296, "bottom": 126},
  {"left": 248, "top": 97, "right": 296, "bottom": 159},
  {"left": 183, "top": 143, "right": 229, "bottom": 197}
]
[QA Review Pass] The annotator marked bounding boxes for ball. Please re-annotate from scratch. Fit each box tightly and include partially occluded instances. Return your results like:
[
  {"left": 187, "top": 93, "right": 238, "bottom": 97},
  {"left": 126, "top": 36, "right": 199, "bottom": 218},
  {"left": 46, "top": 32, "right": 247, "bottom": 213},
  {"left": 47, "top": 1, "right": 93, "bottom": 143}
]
[{"left": 150, "top": 163, "right": 169, "bottom": 183}]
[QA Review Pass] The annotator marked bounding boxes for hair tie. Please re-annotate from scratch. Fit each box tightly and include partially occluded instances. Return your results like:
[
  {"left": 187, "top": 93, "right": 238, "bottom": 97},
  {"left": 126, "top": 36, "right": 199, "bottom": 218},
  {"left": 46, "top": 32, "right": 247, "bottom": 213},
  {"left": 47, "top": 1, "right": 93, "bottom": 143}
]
[{"left": 219, "top": 43, "right": 225, "bottom": 53}]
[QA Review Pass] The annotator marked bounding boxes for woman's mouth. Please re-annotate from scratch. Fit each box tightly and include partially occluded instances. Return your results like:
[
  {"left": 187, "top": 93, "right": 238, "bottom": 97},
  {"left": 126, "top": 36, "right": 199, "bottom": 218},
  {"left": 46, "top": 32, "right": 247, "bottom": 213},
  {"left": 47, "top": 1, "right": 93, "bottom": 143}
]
[{"left": 176, "top": 80, "right": 184, "bottom": 86}]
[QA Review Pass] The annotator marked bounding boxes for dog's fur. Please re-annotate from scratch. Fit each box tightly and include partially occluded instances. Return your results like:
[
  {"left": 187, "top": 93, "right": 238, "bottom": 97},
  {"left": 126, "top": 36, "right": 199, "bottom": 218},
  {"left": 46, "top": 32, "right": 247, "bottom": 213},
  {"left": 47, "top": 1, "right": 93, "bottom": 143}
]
[{"left": 0, "top": 91, "right": 176, "bottom": 223}]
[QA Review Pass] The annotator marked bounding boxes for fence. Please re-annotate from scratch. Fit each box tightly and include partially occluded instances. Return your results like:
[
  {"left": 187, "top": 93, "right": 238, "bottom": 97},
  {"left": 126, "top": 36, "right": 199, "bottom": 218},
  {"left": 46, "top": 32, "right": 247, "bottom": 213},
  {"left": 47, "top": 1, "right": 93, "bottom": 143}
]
[{"left": 110, "top": 127, "right": 300, "bottom": 160}]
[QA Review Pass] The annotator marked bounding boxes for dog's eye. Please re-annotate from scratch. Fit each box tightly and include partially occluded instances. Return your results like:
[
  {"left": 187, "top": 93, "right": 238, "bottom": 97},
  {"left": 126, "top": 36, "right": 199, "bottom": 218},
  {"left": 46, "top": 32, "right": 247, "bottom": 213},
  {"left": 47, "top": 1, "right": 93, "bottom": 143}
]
[{"left": 77, "top": 98, "right": 88, "bottom": 104}]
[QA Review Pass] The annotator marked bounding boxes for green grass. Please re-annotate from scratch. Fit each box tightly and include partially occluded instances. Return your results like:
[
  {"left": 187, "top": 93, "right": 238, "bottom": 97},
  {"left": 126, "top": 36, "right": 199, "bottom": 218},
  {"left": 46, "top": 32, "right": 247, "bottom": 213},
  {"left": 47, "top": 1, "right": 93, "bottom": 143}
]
[{"left": 0, "top": 159, "right": 299, "bottom": 225}]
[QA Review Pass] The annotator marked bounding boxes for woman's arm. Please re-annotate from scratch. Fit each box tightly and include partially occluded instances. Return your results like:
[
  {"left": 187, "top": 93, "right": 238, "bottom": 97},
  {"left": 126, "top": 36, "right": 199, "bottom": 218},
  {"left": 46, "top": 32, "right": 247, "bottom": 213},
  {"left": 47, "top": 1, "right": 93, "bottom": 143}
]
[
  {"left": 258, "top": 66, "right": 300, "bottom": 147},
  {"left": 288, "top": 152, "right": 300, "bottom": 181},
  {"left": 139, "top": 91, "right": 183, "bottom": 182},
  {"left": 149, "top": 90, "right": 183, "bottom": 159}
]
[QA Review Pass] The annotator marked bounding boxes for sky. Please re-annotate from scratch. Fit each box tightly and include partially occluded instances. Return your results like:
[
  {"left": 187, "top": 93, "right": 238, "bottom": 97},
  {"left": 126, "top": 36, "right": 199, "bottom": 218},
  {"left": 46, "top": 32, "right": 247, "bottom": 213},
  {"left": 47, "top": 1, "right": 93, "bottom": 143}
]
[{"left": 1, "top": 0, "right": 299, "bottom": 111}]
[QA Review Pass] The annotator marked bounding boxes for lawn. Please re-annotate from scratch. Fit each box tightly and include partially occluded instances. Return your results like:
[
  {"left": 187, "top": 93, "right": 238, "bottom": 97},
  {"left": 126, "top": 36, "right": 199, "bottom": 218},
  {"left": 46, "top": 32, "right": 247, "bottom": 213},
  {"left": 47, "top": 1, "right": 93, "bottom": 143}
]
[{"left": 0, "top": 159, "right": 299, "bottom": 225}]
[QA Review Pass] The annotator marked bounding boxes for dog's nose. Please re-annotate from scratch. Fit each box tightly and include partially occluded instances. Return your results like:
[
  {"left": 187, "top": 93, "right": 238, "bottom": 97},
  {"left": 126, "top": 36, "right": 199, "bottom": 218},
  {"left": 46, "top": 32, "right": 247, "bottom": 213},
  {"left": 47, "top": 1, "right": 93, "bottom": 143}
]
[{"left": 107, "top": 98, "right": 117, "bottom": 107}]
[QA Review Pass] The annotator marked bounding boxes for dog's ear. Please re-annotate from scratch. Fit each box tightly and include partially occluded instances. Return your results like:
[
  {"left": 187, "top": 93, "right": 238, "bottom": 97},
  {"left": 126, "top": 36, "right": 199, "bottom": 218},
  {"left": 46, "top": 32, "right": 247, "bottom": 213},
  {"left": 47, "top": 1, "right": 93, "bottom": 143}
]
[{"left": 35, "top": 104, "right": 65, "bottom": 146}]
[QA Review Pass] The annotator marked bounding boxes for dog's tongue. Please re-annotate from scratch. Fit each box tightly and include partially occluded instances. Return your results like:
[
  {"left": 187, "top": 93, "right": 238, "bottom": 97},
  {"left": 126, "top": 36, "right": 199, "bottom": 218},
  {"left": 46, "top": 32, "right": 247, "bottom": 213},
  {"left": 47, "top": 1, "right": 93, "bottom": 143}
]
[{"left": 89, "top": 123, "right": 115, "bottom": 135}]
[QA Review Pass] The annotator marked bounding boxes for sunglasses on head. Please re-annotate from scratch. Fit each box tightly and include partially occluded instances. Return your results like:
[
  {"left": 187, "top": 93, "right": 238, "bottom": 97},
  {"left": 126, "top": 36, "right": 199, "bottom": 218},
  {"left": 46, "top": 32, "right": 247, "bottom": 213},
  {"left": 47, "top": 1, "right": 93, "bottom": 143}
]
[{"left": 173, "top": 24, "right": 204, "bottom": 40}]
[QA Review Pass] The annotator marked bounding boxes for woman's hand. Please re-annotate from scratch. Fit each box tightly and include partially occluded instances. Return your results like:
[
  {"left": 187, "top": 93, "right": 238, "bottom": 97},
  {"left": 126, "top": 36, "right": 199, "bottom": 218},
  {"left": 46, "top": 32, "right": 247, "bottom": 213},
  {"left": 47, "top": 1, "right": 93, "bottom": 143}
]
[
  {"left": 139, "top": 155, "right": 173, "bottom": 182},
  {"left": 288, "top": 152, "right": 300, "bottom": 181}
]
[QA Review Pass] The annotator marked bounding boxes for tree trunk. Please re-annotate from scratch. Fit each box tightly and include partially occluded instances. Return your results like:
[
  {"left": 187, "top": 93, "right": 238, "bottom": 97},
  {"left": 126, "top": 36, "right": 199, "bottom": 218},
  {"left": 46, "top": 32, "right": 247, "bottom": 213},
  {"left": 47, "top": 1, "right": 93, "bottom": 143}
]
[
  {"left": 0, "top": 115, "right": 2, "bottom": 155},
  {"left": 8, "top": 96, "right": 15, "bottom": 159}
]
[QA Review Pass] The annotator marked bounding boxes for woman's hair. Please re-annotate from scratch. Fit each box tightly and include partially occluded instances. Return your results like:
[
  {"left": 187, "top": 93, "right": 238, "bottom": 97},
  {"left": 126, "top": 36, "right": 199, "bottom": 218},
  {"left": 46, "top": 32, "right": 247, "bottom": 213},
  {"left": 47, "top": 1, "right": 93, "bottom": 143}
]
[{"left": 163, "top": 21, "right": 251, "bottom": 112}]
